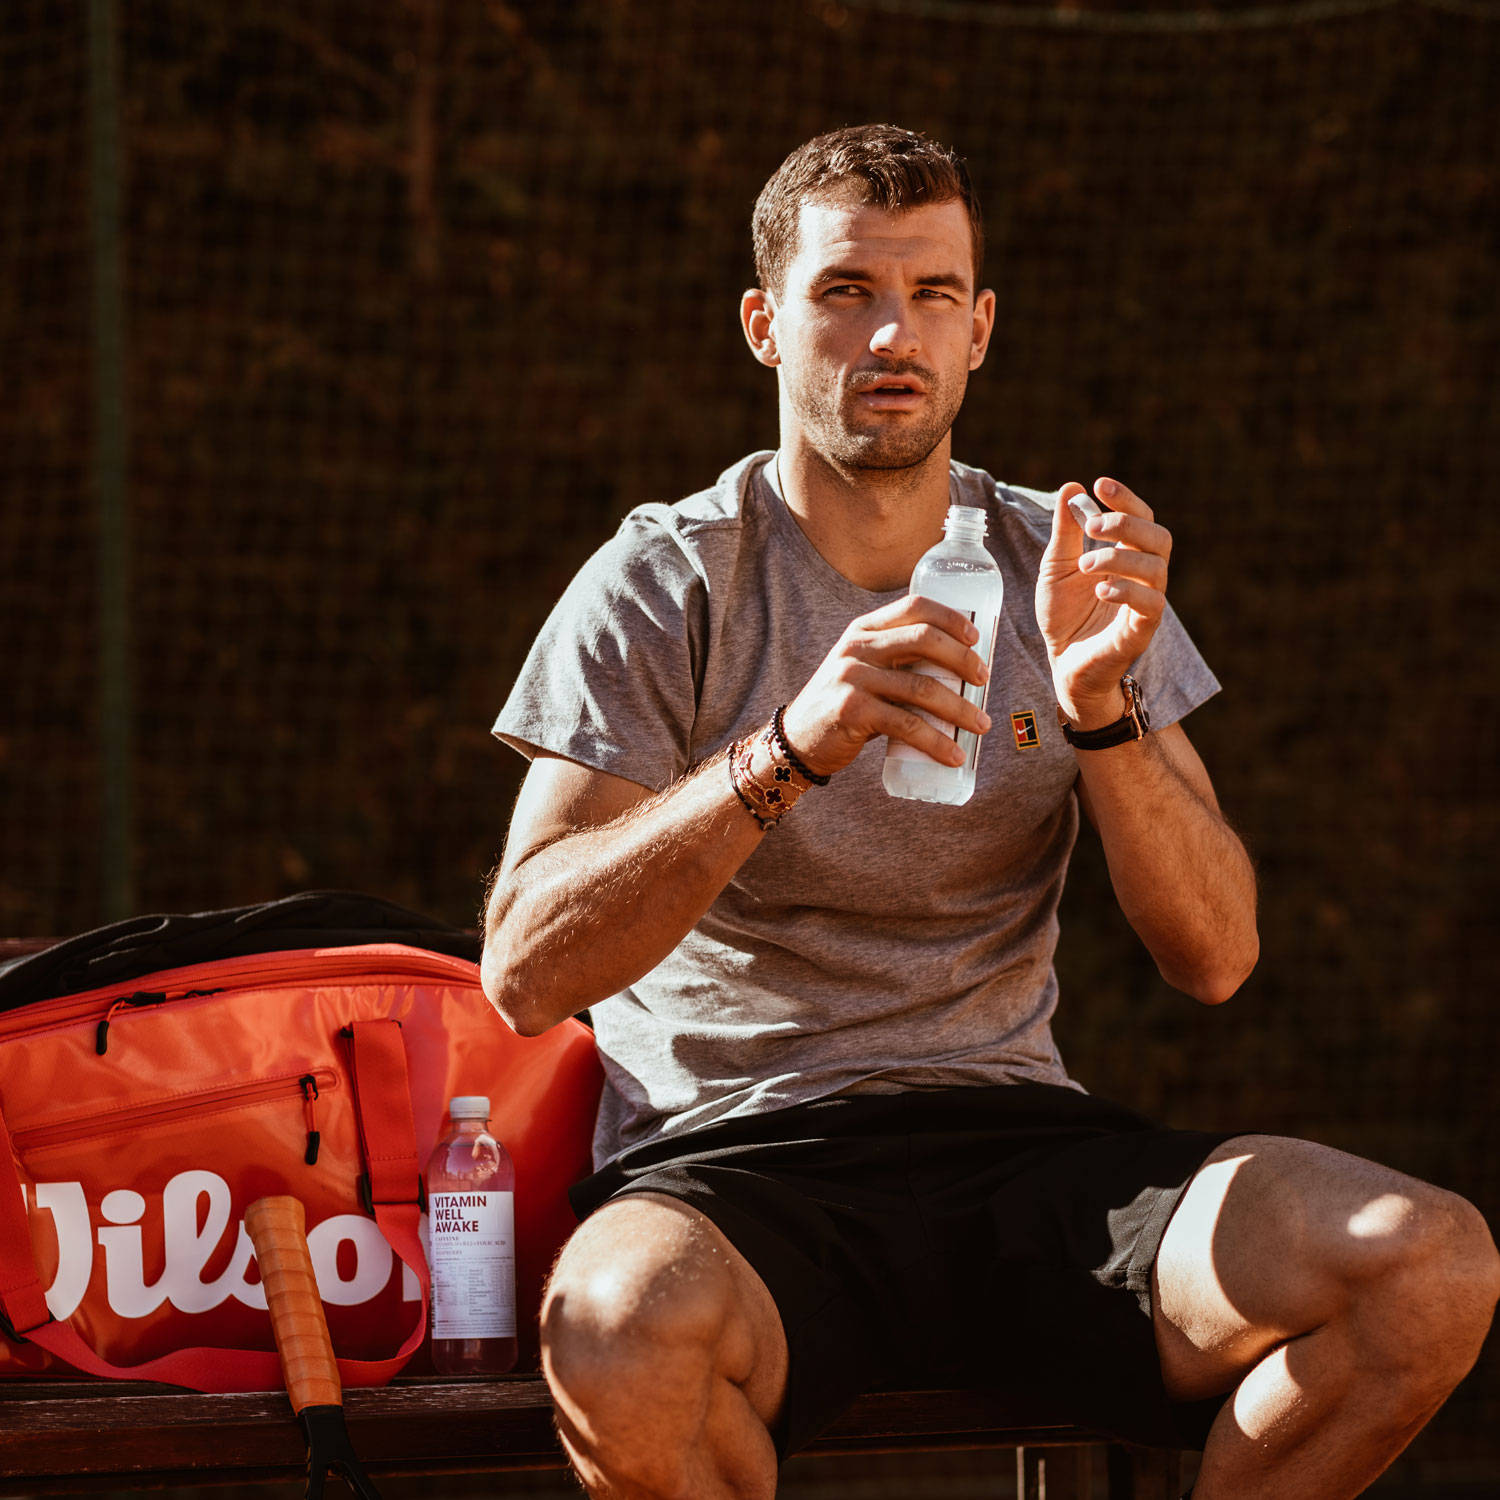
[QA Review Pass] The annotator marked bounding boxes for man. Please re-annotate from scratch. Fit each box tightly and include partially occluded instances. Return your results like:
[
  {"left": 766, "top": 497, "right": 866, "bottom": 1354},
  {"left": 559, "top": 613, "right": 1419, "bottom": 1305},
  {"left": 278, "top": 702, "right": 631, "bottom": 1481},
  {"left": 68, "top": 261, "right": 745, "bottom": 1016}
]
[{"left": 482, "top": 126, "right": 1497, "bottom": 1499}]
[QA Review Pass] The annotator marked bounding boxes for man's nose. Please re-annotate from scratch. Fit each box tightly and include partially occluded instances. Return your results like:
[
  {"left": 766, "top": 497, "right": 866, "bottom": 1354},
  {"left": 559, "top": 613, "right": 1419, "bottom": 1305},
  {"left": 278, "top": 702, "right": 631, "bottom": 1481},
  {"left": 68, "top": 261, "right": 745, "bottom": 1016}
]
[{"left": 869, "top": 303, "right": 919, "bottom": 360}]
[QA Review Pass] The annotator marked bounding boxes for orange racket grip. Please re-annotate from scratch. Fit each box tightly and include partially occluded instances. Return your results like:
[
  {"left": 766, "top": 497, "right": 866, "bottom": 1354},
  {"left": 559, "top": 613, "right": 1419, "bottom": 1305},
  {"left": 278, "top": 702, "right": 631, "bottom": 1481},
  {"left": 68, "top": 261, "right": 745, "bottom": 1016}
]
[{"left": 245, "top": 1195, "right": 342, "bottom": 1414}]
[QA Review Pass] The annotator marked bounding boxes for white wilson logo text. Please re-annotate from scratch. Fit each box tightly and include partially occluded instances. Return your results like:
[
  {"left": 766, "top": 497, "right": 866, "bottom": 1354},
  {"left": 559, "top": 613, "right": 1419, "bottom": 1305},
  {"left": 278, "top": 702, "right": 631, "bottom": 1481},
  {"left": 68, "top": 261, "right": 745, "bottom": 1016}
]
[{"left": 25, "top": 1171, "right": 421, "bottom": 1320}]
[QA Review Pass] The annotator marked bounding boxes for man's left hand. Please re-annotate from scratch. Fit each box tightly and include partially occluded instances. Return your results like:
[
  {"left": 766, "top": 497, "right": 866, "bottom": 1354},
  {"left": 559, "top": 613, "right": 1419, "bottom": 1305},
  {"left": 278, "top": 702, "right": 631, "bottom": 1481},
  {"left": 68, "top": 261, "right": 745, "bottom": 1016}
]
[{"left": 1037, "top": 476, "right": 1171, "bottom": 728}]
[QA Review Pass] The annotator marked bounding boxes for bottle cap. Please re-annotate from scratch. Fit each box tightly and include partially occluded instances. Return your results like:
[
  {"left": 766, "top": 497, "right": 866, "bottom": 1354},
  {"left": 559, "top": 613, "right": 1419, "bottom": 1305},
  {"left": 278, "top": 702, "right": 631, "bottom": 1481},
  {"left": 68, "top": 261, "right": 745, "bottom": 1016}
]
[
  {"left": 943, "top": 504, "right": 987, "bottom": 538},
  {"left": 1068, "top": 492, "right": 1105, "bottom": 528},
  {"left": 448, "top": 1095, "right": 491, "bottom": 1119}
]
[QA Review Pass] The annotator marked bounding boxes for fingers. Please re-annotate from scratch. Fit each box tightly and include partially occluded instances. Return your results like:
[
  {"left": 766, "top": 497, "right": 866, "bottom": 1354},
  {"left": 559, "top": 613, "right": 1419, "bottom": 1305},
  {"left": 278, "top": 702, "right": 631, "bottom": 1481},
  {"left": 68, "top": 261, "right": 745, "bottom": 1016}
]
[
  {"left": 886, "top": 707, "right": 973, "bottom": 767},
  {"left": 1064, "top": 482, "right": 1107, "bottom": 532},
  {"left": 1091, "top": 476, "right": 1151, "bottom": 521},
  {"left": 1078, "top": 541, "right": 1168, "bottom": 593},
  {"left": 862, "top": 592, "right": 983, "bottom": 650},
  {"left": 825, "top": 656, "right": 992, "bottom": 747},
  {"left": 834, "top": 669, "right": 988, "bottom": 768},
  {"left": 1081, "top": 573, "right": 1165, "bottom": 618},
  {"left": 784, "top": 662, "right": 988, "bottom": 773},
  {"left": 1049, "top": 481, "right": 1089, "bottom": 559},
  {"left": 851, "top": 622, "right": 990, "bottom": 686},
  {"left": 782, "top": 599, "right": 996, "bottom": 777},
  {"left": 1082, "top": 505, "right": 1171, "bottom": 561},
  {"left": 860, "top": 661, "right": 991, "bottom": 735},
  {"left": 1060, "top": 478, "right": 1161, "bottom": 541},
  {"left": 1074, "top": 477, "right": 1170, "bottom": 611},
  {"left": 846, "top": 599, "right": 990, "bottom": 687}
]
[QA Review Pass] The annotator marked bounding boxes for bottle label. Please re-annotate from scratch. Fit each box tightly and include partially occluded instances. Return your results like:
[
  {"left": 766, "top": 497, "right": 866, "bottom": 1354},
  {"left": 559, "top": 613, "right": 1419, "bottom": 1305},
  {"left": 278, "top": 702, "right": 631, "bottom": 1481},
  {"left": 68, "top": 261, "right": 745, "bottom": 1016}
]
[
  {"left": 885, "top": 608, "right": 999, "bottom": 772},
  {"left": 428, "top": 1190, "right": 516, "bottom": 1339}
]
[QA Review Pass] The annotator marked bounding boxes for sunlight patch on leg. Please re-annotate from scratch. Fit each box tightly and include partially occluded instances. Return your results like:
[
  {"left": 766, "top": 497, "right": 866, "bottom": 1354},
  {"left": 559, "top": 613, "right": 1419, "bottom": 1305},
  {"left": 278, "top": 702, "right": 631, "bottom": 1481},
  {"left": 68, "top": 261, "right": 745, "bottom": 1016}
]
[{"left": 1346, "top": 1194, "right": 1414, "bottom": 1241}]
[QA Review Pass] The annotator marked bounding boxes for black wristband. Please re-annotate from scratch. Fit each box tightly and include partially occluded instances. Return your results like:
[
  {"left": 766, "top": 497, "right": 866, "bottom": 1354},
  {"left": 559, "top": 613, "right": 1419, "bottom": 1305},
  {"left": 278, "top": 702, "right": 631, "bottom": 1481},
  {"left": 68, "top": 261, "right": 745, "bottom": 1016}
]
[
  {"left": 1057, "top": 675, "right": 1150, "bottom": 750},
  {"left": 772, "top": 705, "right": 831, "bottom": 786}
]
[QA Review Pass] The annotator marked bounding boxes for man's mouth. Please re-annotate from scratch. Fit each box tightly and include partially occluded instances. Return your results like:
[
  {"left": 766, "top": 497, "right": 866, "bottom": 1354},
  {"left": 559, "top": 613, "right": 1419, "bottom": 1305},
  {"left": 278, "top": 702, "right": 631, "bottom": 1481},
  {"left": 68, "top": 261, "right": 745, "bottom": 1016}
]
[{"left": 852, "top": 373, "right": 929, "bottom": 410}]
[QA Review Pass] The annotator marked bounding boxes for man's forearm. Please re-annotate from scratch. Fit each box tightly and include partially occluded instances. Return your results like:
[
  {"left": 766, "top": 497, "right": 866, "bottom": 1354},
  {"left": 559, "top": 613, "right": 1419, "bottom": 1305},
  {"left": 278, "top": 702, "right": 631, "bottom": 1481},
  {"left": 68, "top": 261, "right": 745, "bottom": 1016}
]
[
  {"left": 1076, "top": 724, "right": 1258, "bottom": 1004},
  {"left": 482, "top": 754, "right": 764, "bottom": 1034}
]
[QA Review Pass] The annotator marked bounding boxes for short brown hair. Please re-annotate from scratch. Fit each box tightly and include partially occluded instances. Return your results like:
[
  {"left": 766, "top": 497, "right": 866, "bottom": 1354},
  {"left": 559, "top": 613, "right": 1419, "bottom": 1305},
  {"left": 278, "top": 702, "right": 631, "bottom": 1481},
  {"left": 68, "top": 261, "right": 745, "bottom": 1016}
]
[{"left": 752, "top": 124, "right": 984, "bottom": 299}]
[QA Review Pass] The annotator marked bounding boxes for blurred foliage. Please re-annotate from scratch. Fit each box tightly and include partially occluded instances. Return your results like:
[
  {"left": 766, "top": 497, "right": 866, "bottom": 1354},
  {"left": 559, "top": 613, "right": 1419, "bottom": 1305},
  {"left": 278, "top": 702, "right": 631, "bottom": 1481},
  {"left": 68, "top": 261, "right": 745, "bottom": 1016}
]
[{"left": 2, "top": 0, "right": 1497, "bottom": 1469}]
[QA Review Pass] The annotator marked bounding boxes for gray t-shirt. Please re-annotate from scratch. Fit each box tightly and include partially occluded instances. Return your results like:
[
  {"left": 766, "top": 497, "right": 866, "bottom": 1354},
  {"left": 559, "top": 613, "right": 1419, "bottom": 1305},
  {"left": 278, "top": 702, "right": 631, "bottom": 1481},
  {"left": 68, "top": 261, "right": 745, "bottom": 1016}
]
[{"left": 495, "top": 452, "right": 1220, "bottom": 1166}]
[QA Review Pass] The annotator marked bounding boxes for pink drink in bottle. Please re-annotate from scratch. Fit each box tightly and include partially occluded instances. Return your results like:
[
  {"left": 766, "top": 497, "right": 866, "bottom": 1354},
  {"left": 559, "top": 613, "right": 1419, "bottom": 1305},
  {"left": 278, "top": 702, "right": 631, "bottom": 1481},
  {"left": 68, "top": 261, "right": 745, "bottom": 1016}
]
[{"left": 425, "top": 1095, "right": 517, "bottom": 1374}]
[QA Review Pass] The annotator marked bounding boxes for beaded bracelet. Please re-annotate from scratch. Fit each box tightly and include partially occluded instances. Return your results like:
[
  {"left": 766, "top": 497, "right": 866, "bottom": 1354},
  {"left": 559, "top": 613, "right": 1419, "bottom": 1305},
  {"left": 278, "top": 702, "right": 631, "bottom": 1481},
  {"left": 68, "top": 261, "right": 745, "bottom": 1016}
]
[
  {"left": 728, "top": 739, "right": 780, "bottom": 830},
  {"left": 729, "top": 778, "right": 775, "bottom": 830},
  {"left": 772, "top": 704, "right": 830, "bottom": 786},
  {"left": 727, "top": 715, "right": 824, "bottom": 831}
]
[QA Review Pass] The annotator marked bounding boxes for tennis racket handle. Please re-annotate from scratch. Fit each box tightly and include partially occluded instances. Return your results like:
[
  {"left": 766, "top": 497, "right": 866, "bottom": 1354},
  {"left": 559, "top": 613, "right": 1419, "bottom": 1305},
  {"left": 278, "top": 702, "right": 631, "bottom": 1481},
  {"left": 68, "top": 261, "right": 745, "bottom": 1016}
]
[{"left": 245, "top": 1195, "right": 342, "bottom": 1413}]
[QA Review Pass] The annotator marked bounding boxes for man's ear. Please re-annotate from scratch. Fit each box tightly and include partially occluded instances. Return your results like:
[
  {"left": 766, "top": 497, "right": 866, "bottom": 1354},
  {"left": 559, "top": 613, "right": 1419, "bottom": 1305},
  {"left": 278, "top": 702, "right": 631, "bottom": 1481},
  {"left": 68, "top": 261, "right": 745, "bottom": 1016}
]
[
  {"left": 741, "top": 288, "right": 780, "bottom": 367},
  {"left": 969, "top": 286, "right": 996, "bottom": 372}
]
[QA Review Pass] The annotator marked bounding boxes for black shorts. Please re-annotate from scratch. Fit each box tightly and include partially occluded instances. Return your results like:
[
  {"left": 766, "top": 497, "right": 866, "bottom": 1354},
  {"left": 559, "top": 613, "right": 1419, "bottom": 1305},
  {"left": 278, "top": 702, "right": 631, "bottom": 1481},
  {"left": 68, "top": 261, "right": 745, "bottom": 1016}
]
[{"left": 570, "top": 1083, "right": 1238, "bottom": 1459}]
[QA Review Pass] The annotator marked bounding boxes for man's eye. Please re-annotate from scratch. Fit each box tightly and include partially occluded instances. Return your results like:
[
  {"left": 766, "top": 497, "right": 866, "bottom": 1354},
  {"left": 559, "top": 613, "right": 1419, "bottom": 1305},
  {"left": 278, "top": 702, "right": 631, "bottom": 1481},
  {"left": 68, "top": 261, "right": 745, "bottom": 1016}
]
[{"left": 825, "top": 284, "right": 864, "bottom": 297}]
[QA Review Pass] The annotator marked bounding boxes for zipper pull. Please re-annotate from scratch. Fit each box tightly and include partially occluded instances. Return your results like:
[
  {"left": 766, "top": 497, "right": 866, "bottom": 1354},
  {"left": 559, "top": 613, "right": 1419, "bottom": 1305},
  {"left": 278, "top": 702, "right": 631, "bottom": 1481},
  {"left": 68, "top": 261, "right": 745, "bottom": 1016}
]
[
  {"left": 95, "top": 992, "right": 168, "bottom": 1055},
  {"left": 300, "top": 1074, "right": 321, "bottom": 1165},
  {"left": 95, "top": 1000, "right": 129, "bottom": 1055},
  {"left": 94, "top": 989, "right": 215, "bottom": 1056}
]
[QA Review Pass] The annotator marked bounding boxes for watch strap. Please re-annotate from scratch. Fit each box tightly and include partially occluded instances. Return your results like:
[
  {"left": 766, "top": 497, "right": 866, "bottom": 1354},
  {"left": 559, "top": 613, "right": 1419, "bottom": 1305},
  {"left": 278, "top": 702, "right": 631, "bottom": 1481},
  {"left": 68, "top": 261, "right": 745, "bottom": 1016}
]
[{"left": 1058, "top": 674, "right": 1150, "bottom": 749}]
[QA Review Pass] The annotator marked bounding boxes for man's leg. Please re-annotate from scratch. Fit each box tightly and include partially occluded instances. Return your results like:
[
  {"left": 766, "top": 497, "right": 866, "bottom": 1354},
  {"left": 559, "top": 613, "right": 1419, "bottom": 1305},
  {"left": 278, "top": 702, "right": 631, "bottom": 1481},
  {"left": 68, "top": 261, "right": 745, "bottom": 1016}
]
[
  {"left": 1153, "top": 1136, "right": 1500, "bottom": 1499},
  {"left": 540, "top": 1191, "right": 789, "bottom": 1500}
]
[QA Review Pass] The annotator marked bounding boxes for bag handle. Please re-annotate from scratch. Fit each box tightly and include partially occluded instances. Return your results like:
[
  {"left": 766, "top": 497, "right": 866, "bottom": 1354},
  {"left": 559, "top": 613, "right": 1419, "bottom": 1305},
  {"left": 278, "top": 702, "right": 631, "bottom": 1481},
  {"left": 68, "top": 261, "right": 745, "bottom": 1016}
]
[{"left": 0, "top": 1018, "right": 428, "bottom": 1392}]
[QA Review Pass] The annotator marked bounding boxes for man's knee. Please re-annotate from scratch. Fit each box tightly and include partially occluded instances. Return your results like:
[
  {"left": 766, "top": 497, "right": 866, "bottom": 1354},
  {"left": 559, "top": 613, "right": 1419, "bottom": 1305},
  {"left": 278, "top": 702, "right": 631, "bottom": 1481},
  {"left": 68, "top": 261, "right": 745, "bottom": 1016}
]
[
  {"left": 1353, "top": 1186, "right": 1500, "bottom": 1377},
  {"left": 1264, "top": 1149, "right": 1500, "bottom": 1403},
  {"left": 1159, "top": 1136, "right": 1499, "bottom": 1403},
  {"left": 543, "top": 1207, "right": 741, "bottom": 1396},
  {"left": 539, "top": 1193, "right": 784, "bottom": 1496}
]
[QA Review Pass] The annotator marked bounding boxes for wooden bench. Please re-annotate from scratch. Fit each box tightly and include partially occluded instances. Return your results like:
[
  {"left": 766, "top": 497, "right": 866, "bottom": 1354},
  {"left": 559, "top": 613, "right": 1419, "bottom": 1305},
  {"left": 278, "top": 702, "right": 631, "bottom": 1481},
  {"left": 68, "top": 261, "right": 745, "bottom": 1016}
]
[
  {"left": 0, "top": 1374, "right": 1183, "bottom": 1497},
  {"left": 0, "top": 938, "right": 1184, "bottom": 1496}
]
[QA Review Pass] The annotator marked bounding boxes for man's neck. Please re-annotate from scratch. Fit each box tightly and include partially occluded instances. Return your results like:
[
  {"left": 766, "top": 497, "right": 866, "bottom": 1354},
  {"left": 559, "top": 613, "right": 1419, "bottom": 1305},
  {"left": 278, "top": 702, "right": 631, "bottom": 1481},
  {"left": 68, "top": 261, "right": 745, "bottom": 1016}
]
[{"left": 774, "top": 436, "right": 954, "bottom": 593}]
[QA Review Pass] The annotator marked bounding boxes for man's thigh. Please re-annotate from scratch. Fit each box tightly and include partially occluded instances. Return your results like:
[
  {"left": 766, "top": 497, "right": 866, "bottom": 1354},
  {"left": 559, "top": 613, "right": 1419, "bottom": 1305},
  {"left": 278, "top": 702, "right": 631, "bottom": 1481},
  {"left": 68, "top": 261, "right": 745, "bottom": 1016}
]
[
  {"left": 543, "top": 1190, "right": 789, "bottom": 1433},
  {"left": 1151, "top": 1133, "right": 1482, "bottom": 1401}
]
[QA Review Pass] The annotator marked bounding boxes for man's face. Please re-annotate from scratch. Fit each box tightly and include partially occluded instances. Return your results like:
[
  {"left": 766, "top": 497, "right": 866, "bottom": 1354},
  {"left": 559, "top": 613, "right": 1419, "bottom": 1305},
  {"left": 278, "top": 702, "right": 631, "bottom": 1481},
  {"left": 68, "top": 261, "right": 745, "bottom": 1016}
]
[{"left": 764, "top": 196, "right": 993, "bottom": 471}]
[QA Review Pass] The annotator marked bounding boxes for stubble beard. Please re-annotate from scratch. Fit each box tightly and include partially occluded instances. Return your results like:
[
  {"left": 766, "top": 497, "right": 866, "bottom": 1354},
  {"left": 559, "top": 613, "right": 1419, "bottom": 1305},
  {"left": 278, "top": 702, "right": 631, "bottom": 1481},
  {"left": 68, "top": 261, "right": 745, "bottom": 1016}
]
[{"left": 795, "top": 367, "right": 967, "bottom": 475}]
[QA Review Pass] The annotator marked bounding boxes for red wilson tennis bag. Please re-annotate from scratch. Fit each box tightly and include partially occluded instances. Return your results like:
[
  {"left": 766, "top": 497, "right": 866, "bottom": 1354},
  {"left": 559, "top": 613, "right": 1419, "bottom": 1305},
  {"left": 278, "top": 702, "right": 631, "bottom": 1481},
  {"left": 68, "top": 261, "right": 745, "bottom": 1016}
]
[{"left": 0, "top": 892, "right": 602, "bottom": 1391}]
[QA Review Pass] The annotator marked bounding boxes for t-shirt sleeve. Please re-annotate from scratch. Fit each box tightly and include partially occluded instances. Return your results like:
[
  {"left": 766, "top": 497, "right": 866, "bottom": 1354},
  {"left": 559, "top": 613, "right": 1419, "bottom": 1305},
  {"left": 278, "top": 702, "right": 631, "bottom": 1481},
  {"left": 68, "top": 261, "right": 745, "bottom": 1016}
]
[
  {"left": 1131, "top": 602, "right": 1220, "bottom": 731},
  {"left": 492, "top": 512, "right": 704, "bottom": 793}
]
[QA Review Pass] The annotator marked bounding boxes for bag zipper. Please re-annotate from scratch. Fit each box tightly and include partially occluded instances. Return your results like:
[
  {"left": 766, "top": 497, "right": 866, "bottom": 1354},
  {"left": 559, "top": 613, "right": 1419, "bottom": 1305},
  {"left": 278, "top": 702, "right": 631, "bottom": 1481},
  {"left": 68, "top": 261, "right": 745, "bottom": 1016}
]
[
  {"left": 95, "top": 990, "right": 219, "bottom": 1055},
  {"left": 12, "top": 1068, "right": 341, "bottom": 1157},
  {"left": 0, "top": 945, "right": 479, "bottom": 1049},
  {"left": 300, "top": 1072, "right": 323, "bottom": 1164}
]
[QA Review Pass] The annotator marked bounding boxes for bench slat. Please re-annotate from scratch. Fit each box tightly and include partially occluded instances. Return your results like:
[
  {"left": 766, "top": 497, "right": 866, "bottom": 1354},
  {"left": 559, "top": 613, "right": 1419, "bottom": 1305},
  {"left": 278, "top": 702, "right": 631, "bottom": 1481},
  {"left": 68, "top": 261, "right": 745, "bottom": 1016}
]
[{"left": 0, "top": 1376, "right": 1176, "bottom": 1494}]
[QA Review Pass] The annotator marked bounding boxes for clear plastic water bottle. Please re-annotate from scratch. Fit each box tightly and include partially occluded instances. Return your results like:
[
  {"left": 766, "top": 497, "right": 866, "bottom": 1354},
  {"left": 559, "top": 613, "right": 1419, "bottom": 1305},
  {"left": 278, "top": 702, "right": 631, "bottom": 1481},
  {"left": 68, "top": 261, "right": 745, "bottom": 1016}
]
[
  {"left": 425, "top": 1095, "right": 517, "bottom": 1374},
  {"left": 882, "top": 504, "right": 1004, "bottom": 806}
]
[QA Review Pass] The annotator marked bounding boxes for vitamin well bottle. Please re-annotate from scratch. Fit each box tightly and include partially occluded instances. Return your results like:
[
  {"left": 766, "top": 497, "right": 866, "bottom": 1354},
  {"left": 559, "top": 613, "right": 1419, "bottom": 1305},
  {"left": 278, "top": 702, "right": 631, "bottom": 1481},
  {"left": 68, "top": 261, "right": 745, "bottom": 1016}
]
[
  {"left": 882, "top": 504, "right": 1004, "bottom": 806},
  {"left": 425, "top": 1095, "right": 517, "bottom": 1374}
]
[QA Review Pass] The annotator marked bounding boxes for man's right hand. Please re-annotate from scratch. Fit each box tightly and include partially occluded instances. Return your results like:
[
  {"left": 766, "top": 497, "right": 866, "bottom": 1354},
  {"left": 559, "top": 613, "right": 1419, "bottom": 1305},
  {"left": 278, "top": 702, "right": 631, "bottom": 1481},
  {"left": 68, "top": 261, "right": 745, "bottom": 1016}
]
[{"left": 781, "top": 595, "right": 993, "bottom": 779}]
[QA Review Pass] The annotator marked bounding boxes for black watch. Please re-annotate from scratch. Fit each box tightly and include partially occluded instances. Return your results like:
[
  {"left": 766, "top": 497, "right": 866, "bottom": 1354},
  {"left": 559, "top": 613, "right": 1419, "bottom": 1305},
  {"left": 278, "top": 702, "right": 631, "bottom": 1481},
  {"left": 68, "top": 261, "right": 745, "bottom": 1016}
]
[{"left": 1057, "top": 674, "right": 1150, "bottom": 750}]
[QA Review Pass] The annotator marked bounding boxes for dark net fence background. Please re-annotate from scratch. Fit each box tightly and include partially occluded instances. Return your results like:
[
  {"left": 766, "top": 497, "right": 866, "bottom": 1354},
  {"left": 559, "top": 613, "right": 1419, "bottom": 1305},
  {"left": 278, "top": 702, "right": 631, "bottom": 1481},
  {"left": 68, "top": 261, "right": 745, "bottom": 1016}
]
[{"left": 3, "top": 0, "right": 1497, "bottom": 1486}]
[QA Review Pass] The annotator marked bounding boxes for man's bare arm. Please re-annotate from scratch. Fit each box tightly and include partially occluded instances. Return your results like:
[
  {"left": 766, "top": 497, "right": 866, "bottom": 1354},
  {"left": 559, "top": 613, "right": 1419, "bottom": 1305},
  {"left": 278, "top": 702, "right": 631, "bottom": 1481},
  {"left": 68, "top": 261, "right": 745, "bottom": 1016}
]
[
  {"left": 1075, "top": 722, "right": 1258, "bottom": 1004},
  {"left": 481, "top": 753, "right": 763, "bottom": 1035},
  {"left": 482, "top": 594, "right": 993, "bottom": 1034},
  {"left": 1038, "top": 476, "right": 1258, "bottom": 1003}
]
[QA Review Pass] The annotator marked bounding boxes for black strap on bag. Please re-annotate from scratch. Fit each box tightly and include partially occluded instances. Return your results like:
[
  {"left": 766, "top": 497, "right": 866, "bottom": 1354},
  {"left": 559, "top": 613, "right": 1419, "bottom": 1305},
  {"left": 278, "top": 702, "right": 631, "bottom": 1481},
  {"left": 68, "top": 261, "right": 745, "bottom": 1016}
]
[{"left": 0, "top": 890, "right": 480, "bottom": 1013}]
